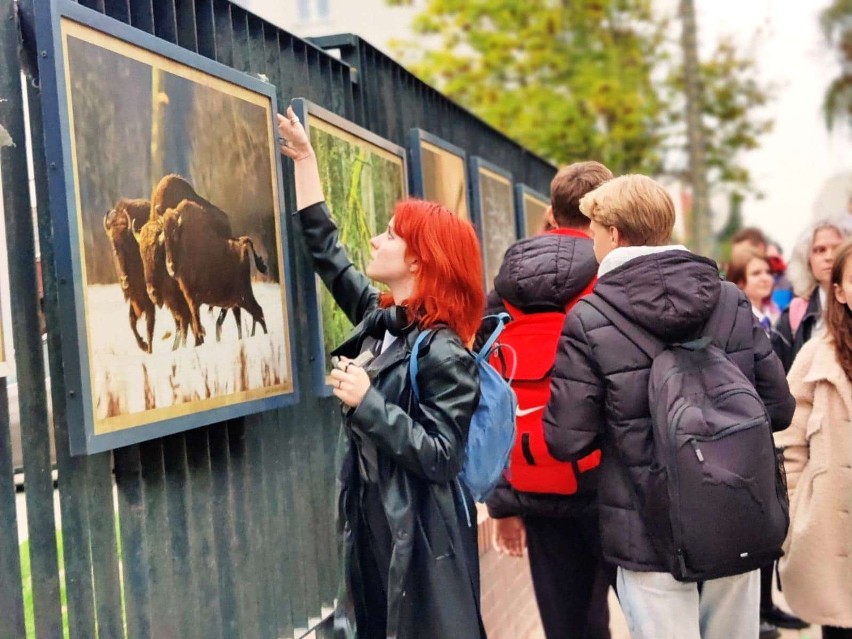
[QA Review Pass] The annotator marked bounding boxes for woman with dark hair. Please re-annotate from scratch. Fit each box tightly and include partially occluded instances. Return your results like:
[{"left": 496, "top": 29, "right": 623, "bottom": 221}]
[
  {"left": 278, "top": 107, "right": 487, "bottom": 639},
  {"left": 774, "top": 238, "right": 852, "bottom": 639}
]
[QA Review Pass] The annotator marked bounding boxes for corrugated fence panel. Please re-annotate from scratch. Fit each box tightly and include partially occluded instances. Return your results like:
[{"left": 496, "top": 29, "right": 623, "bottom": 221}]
[{"left": 1, "top": 1, "right": 556, "bottom": 638}]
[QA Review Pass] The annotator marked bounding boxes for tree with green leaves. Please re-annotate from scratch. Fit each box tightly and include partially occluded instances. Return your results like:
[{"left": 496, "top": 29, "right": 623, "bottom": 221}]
[
  {"left": 819, "top": 0, "right": 852, "bottom": 131},
  {"left": 388, "top": 0, "right": 774, "bottom": 198}
]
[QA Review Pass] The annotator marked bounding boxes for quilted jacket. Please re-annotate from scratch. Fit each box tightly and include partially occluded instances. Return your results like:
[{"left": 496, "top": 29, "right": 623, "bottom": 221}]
[{"left": 543, "top": 249, "right": 795, "bottom": 572}]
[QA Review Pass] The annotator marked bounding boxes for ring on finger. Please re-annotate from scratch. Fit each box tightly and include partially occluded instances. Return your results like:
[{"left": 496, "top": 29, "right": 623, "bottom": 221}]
[
  {"left": 278, "top": 136, "right": 289, "bottom": 147},
  {"left": 337, "top": 379, "right": 343, "bottom": 389},
  {"left": 344, "top": 362, "right": 352, "bottom": 373},
  {"left": 290, "top": 116, "right": 300, "bottom": 124}
]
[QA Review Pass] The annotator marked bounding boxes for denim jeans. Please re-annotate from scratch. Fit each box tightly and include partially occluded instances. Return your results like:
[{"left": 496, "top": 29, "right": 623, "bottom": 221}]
[{"left": 617, "top": 567, "right": 760, "bottom": 639}]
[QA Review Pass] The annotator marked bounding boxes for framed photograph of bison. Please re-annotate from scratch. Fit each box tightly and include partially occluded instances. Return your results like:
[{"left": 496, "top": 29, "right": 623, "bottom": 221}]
[
  {"left": 408, "top": 129, "right": 470, "bottom": 220},
  {"left": 469, "top": 157, "right": 517, "bottom": 289},
  {"left": 516, "top": 184, "right": 551, "bottom": 239},
  {"left": 291, "top": 99, "right": 408, "bottom": 394},
  {"left": 34, "top": 1, "right": 298, "bottom": 454}
]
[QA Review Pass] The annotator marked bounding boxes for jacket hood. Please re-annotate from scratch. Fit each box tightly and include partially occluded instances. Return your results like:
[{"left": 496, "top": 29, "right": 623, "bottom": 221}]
[
  {"left": 594, "top": 250, "right": 722, "bottom": 342},
  {"left": 493, "top": 231, "right": 598, "bottom": 311}
]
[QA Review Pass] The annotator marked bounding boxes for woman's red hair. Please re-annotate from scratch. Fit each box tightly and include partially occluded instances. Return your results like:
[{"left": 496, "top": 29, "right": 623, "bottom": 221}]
[{"left": 380, "top": 199, "right": 485, "bottom": 343}]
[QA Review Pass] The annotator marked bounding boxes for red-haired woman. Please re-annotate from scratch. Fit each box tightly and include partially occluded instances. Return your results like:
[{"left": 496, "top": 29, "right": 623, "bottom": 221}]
[
  {"left": 774, "top": 238, "right": 852, "bottom": 638},
  {"left": 279, "top": 108, "right": 487, "bottom": 639}
]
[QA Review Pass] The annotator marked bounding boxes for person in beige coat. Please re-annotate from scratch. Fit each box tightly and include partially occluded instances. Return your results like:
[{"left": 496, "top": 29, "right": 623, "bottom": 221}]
[{"left": 775, "top": 238, "right": 852, "bottom": 639}]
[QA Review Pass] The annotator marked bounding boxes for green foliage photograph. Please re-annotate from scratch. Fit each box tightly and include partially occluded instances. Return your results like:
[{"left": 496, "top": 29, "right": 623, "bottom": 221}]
[{"left": 309, "top": 117, "right": 407, "bottom": 373}]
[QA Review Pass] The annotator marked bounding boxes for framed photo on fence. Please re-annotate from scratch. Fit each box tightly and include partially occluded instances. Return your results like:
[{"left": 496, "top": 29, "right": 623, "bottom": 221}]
[
  {"left": 408, "top": 129, "right": 469, "bottom": 220},
  {"left": 34, "top": 0, "right": 298, "bottom": 454},
  {"left": 291, "top": 99, "right": 409, "bottom": 394},
  {"left": 469, "top": 157, "right": 517, "bottom": 289},
  {"left": 516, "top": 184, "right": 551, "bottom": 239}
]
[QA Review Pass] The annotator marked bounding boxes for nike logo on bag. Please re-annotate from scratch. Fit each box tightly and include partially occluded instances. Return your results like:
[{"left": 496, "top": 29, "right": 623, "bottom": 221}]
[{"left": 516, "top": 405, "right": 545, "bottom": 417}]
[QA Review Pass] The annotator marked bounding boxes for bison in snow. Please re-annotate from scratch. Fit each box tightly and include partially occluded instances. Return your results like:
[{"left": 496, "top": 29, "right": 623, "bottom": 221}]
[
  {"left": 161, "top": 200, "right": 268, "bottom": 346},
  {"left": 103, "top": 205, "right": 155, "bottom": 353},
  {"left": 137, "top": 214, "right": 193, "bottom": 350},
  {"left": 150, "top": 174, "right": 231, "bottom": 238}
]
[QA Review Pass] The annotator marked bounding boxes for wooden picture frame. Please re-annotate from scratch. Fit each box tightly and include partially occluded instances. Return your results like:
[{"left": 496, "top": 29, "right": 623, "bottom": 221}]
[
  {"left": 408, "top": 129, "right": 470, "bottom": 220},
  {"left": 34, "top": 0, "right": 298, "bottom": 454},
  {"left": 291, "top": 99, "right": 408, "bottom": 395}
]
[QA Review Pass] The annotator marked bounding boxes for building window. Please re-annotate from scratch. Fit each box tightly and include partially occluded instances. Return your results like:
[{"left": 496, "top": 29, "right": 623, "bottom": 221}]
[{"left": 297, "top": 0, "right": 329, "bottom": 22}]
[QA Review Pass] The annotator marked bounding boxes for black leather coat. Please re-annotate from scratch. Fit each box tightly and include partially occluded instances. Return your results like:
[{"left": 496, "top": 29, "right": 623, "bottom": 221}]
[{"left": 297, "top": 203, "right": 486, "bottom": 639}]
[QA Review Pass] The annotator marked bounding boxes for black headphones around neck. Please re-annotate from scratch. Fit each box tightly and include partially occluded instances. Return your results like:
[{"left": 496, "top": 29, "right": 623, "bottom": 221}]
[{"left": 366, "top": 305, "right": 415, "bottom": 338}]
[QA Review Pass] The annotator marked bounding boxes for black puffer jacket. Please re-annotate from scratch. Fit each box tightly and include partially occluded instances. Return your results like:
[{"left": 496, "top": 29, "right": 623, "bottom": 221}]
[
  {"left": 771, "top": 292, "right": 821, "bottom": 372},
  {"left": 480, "top": 230, "right": 599, "bottom": 519},
  {"left": 297, "top": 202, "right": 486, "bottom": 639},
  {"left": 543, "top": 250, "right": 795, "bottom": 572}
]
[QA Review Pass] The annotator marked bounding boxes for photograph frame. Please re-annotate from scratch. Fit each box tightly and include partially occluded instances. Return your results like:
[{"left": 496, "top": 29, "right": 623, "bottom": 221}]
[
  {"left": 407, "top": 129, "right": 470, "bottom": 220},
  {"left": 469, "top": 157, "right": 517, "bottom": 289},
  {"left": 515, "top": 183, "right": 551, "bottom": 239},
  {"left": 291, "top": 99, "right": 409, "bottom": 396},
  {"left": 34, "top": 0, "right": 300, "bottom": 455}
]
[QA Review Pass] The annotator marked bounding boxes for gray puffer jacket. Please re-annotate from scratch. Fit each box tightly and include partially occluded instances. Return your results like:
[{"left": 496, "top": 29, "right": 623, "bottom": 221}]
[{"left": 543, "top": 249, "right": 795, "bottom": 572}]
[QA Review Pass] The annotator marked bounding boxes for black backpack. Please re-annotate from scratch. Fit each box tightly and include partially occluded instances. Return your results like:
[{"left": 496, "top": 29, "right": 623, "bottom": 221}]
[{"left": 585, "top": 283, "right": 789, "bottom": 582}]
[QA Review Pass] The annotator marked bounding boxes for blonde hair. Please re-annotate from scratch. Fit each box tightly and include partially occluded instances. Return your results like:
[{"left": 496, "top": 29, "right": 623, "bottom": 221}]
[
  {"left": 579, "top": 174, "right": 675, "bottom": 246},
  {"left": 787, "top": 220, "right": 847, "bottom": 298}
]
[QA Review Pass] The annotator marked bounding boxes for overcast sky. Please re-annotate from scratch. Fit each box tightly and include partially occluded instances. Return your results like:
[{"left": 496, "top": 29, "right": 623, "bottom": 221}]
[{"left": 687, "top": 0, "right": 851, "bottom": 253}]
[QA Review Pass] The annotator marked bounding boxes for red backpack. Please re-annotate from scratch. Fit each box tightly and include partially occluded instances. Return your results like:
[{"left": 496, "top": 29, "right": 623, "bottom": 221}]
[{"left": 490, "top": 296, "right": 601, "bottom": 495}]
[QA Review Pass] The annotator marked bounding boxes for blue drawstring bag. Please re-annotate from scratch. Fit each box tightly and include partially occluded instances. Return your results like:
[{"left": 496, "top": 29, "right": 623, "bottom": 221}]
[{"left": 409, "top": 314, "right": 517, "bottom": 505}]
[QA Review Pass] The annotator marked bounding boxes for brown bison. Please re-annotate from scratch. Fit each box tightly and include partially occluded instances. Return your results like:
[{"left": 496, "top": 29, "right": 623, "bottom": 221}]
[
  {"left": 109, "top": 198, "right": 150, "bottom": 230},
  {"left": 103, "top": 206, "right": 155, "bottom": 353},
  {"left": 150, "top": 174, "right": 231, "bottom": 237},
  {"left": 161, "top": 201, "right": 268, "bottom": 345},
  {"left": 137, "top": 215, "right": 193, "bottom": 350}
]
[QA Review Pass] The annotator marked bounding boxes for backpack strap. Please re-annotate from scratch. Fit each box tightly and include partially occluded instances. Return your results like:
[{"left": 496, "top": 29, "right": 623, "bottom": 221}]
[
  {"left": 703, "top": 281, "right": 741, "bottom": 349},
  {"left": 581, "top": 296, "right": 662, "bottom": 360},
  {"left": 477, "top": 313, "right": 510, "bottom": 363},
  {"left": 409, "top": 329, "right": 433, "bottom": 401},
  {"left": 411, "top": 314, "right": 509, "bottom": 399}
]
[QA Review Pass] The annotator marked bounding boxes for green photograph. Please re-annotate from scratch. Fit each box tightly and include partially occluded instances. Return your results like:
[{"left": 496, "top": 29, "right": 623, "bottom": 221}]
[{"left": 306, "top": 109, "right": 408, "bottom": 379}]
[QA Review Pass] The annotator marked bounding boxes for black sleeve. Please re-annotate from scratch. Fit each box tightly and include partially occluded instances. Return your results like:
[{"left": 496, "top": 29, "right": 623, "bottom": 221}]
[
  {"left": 485, "top": 476, "right": 524, "bottom": 519},
  {"left": 753, "top": 318, "right": 795, "bottom": 431},
  {"left": 770, "top": 308, "right": 794, "bottom": 373},
  {"left": 543, "top": 310, "right": 605, "bottom": 461},
  {"left": 296, "top": 202, "right": 379, "bottom": 327},
  {"left": 349, "top": 334, "right": 479, "bottom": 482}
]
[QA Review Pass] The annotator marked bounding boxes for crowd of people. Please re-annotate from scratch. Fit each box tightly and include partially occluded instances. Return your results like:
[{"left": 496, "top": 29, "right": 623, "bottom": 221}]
[{"left": 278, "top": 108, "right": 852, "bottom": 639}]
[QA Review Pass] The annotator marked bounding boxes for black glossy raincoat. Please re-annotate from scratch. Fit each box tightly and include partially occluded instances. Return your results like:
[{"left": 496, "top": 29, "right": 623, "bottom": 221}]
[{"left": 297, "top": 202, "right": 486, "bottom": 639}]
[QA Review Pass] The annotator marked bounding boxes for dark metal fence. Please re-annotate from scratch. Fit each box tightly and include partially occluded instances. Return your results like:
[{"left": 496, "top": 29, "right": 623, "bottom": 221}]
[{"left": 0, "top": 1, "right": 555, "bottom": 637}]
